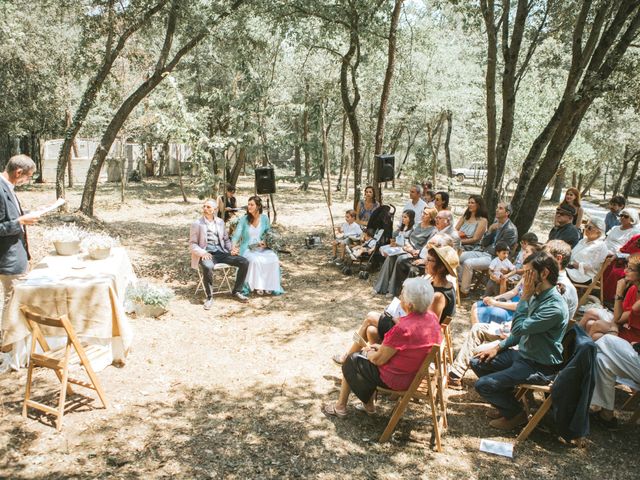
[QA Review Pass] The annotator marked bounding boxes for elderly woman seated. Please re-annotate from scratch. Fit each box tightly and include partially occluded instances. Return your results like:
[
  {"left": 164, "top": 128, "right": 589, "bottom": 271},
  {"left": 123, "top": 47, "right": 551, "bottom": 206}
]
[
  {"left": 322, "top": 277, "right": 442, "bottom": 417},
  {"left": 332, "top": 246, "right": 458, "bottom": 367},
  {"left": 566, "top": 217, "right": 608, "bottom": 285}
]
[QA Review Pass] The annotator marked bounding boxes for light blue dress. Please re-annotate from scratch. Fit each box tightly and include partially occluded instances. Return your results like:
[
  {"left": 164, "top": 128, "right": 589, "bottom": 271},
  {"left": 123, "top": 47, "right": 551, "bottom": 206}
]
[{"left": 232, "top": 214, "right": 284, "bottom": 295}]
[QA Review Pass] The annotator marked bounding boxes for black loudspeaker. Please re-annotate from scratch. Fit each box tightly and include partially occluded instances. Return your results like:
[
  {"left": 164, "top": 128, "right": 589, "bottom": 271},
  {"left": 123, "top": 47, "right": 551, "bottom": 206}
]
[
  {"left": 375, "top": 154, "right": 395, "bottom": 183},
  {"left": 255, "top": 166, "right": 276, "bottom": 194}
]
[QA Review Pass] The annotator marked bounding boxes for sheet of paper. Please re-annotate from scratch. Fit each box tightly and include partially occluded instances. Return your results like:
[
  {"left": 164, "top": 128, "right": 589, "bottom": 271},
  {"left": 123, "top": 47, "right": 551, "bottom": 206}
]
[
  {"left": 32, "top": 198, "right": 65, "bottom": 216},
  {"left": 479, "top": 438, "right": 514, "bottom": 458},
  {"left": 385, "top": 297, "right": 406, "bottom": 318}
]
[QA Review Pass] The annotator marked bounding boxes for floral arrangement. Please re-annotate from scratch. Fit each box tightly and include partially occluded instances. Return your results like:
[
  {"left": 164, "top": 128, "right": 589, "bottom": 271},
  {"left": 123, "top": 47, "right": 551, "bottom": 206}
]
[
  {"left": 262, "top": 229, "right": 285, "bottom": 252},
  {"left": 126, "top": 282, "right": 174, "bottom": 308},
  {"left": 45, "top": 224, "right": 87, "bottom": 243},
  {"left": 82, "top": 233, "right": 119, "bottom": 251},
  {"left": 227, "top": 214, "right": 241, "bottom": 237}
]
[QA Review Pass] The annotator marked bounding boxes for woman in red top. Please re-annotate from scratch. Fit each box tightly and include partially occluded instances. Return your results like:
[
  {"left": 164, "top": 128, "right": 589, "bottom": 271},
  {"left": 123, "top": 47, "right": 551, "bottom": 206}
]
[
  {"left": 603, "top": 233, "right": 640, "bottom": 301},
  {"left": 614, "top": 257, "right": 640, "bottom": 344},
  {"left": 322, "top": 277, "right": 442, "bottom": 417}
]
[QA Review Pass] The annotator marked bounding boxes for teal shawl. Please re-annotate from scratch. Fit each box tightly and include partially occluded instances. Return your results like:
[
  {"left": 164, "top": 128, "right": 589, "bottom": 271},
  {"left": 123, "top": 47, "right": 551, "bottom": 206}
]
[{"left": 231, "top": 213, "right": 284, "bottom": 295}]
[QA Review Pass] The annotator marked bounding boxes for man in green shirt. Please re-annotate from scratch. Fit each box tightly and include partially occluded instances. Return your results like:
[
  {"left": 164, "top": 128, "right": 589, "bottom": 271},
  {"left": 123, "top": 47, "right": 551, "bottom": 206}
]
[{"left": 470, "top": 251, "right": 569, "bottom": 430}]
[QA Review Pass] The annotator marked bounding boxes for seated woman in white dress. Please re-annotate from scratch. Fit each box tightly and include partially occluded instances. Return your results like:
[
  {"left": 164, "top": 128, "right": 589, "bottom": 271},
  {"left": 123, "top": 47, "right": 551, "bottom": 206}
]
[{"left": 232, "top": 195, "right": 284, "bottom": 295}]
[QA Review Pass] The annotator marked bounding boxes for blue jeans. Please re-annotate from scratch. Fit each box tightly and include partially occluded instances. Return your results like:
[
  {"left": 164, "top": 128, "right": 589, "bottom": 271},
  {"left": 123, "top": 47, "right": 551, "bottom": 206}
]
[{"left": 470, "top": 349, "right": 559, "bottom": 419}]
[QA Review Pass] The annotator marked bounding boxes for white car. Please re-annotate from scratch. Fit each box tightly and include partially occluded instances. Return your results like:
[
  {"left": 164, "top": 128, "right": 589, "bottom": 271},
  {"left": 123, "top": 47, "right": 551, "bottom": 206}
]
[{"left": 452, "top": 162, "right": 487, "bottom": 183}]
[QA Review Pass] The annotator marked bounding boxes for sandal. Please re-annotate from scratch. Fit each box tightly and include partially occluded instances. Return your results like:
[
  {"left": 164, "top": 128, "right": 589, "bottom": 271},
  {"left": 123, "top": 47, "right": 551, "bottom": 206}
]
[
  {"left": 332, "top": 354, "right": 346, "bottom": 366},
  {"left": 354, "top": 402, "right": 376, "bottom": 416},
  {"left": 321, "top": 403, "right": 348, "bottom": 418},
  {"left": 255, "top": 289, "right": 264, "bottom": 295}
]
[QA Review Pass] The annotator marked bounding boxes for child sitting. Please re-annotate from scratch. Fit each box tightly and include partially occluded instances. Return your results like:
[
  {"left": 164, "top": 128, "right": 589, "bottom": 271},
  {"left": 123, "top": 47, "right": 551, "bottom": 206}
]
[
  {"left": 485, "top": 241, "right": 515, "bottom": 296},
  {"left": 347, "top": 228, "right": 377, "bottom": 261},
  {"left": 379, "top": 209, "right": 415, "bottom": 257},
  {"left": 332, "top": 209, "right": 362, "bottom": 263}
]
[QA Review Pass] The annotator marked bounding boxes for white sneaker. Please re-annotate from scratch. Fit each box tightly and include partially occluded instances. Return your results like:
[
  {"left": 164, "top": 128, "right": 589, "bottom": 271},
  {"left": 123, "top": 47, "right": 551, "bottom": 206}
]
[{"left": 203, "top": 298, "right": 213, "bottom": 310}]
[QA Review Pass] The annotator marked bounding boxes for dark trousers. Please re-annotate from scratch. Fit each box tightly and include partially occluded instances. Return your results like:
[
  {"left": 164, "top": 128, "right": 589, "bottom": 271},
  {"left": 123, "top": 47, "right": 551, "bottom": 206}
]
[
  {"left": 200, "top": 250, "right": 248, "bottom": 298},
  {"left": 470, "top": 349, "right": 559, "bottom": 419},
  {"left": 393, "top": 256, "right": 416, "bottom": 296}
]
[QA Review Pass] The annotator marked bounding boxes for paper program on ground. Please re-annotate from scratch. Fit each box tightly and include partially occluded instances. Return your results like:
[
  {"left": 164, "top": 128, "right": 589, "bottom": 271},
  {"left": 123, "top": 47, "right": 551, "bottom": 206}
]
[{"left": 479, "top": 438, "right": 514, "bottom": 458}]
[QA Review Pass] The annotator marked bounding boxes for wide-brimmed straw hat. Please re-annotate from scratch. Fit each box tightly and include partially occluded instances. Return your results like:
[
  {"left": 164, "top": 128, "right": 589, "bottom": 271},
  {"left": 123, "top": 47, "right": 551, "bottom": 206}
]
[{"left": 430, "top": 245, "right": 460, "bottom": 277}]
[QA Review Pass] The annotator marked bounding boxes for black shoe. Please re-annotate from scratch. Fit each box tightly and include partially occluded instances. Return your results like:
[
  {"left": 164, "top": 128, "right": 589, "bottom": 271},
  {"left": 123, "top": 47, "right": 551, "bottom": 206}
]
[{"left": 590, "top": 411, "right": 619, "bottom": 430}]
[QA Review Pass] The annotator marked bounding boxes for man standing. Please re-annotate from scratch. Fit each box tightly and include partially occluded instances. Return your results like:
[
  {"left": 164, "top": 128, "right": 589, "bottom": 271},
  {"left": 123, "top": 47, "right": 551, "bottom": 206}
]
[
  {"left": 548, "top": 204, "right": 581, "bottom": 248},
  {"left": 190, "top": 200, "right": 249, "bottom": 309},
  {"left": 458, "top": 202, "right": 518, "bottom": 296},
  {"left": 0, "top": 155, "right": 38, "bottom": 310},
  {"left": 470, "top": 251, "right": 569, "bottom": 430}
]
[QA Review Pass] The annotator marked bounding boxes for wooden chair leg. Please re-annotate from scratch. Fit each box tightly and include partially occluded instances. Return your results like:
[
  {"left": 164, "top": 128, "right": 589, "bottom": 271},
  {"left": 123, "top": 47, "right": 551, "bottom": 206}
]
[
  {"left": 56, "top": 345, "right": 72, "bottom": 432},
  {"left": 379, "top": 395, "right": 413, "bottom": 443},
  {"left": 427, "top": 381, "right": 442, "bottom": 452},
  {"left": 73, "top": 341, "right": 109, "bottom": 409},
  {"left": 516, "top": 395, "right": 552, "bottom": 443},
  {"left": 23, "top": 359, "right": 35, "bottom": 418},
  {"left": 622, "top": 391, "right": 638, "bottom": 410}
]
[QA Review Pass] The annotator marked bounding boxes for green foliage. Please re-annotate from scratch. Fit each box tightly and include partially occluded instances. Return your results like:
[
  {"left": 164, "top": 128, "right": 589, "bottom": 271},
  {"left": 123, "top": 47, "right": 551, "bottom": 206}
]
[{"left": 126, "top": 282, "right": 174, "bottom": 308}]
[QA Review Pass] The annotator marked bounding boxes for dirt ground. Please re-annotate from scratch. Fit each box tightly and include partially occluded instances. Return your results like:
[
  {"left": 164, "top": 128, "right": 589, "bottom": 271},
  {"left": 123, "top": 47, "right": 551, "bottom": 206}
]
[{"left": 0, "top": 176, "right": 638, "bottom": 479}]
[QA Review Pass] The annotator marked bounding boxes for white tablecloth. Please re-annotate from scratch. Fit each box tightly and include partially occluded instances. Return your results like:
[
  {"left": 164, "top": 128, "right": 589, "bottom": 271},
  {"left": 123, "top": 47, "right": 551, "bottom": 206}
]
[{"left": 1, "top": 247, "right": 136, "bottom": 371}]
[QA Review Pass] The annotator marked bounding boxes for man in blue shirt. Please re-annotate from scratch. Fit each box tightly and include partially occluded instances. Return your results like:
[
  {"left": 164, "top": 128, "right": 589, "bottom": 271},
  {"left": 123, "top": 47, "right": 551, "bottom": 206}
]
[
  {"left": 604, "top": 195, "right": 625, "bottom": 233},
  {"left": 470, "top": 251, "right": 569, "bottom": 430}
]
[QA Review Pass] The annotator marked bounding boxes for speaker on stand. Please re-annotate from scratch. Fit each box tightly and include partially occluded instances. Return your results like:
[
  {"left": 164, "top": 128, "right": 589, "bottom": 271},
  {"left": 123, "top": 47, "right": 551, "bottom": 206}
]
[
  {"left": 255, "top": 166, "right": 276, "bottom": 221},
  {"left": 375, "top": 154, "right": 395, "bottom": 183},
  {"left": 255, "top": 166, "right": 276, "bottom": 194}
]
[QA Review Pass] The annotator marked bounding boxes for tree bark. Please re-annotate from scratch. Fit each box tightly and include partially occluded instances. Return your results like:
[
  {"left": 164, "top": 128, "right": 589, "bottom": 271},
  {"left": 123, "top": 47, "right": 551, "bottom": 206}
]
[
  {"left": 373, "top": 0, "right": 403, "bottom": 203},
  {"left": 321, "top": 103, "right": 332, "bottom": 206},
  {"left": 550, "top": 165, "right": 565, "bottom": 203},
  {"left": 443, "top": 110, "right": 453, "bottom": 177},
  {"left": 229, "top": 146, "right": 245, "bottom": 187},
  {"left": 302, "top": 86, "right": 310, "bottom": 190},
  {"left": 624, "top": 152, "right": 640, "bottom": 198},
  {"left": 613, "top": 145, "right": 640, "bottom": 195},
  {"left": 510, "top": 2, "right": 640, "bottom": 234},
  {"left": 581, "top": 166, "right": 601, "bottom": 197},
  {"left": 56, "top": 0, "right": 167, "bottom": 200},
  {"left": 336, "top": 113, "right": 347, "bottom": 191},
  {"left": 481, "top": 0, "right": 540, "bottom": 221},
  {"left": 80, "top": 0, "right": 244, "bottom": 216},
  {"left": 293, "top": 117, "right": 301, "bottom": 177},
  {"left": 396, "top": 128, "right": 418, "bottom": 179}
]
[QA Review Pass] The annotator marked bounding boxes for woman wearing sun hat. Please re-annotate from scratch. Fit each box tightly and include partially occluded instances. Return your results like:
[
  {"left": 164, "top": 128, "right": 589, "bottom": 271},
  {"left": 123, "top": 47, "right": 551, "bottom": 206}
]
[{"left": 426, "top": 245, "right": 459, "bottom": 323}]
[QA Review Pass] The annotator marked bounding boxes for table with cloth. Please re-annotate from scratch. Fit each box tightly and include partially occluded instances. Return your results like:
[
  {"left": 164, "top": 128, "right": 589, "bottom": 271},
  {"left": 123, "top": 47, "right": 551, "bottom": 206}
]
[{"left": 1, "top": 246, "right": 136, "bottom": 371}]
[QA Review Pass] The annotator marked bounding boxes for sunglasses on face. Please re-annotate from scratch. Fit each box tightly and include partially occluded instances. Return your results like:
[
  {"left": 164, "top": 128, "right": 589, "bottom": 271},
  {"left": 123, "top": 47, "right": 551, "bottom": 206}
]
[
  {"left": 585, "top": 225, "right": 599, "bottom": 231},
  {"left": 620, "top": 214, "right": 630, "bottom": 219}
]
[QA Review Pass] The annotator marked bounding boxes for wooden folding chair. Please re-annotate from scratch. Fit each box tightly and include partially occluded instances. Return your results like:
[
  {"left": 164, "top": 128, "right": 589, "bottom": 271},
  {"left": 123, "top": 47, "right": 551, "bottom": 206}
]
[
  {"left": 377, "top": 344, "right": 447, "bottom": 451},
  {"left": 21, "top": 306, "right": 109, "bottom": 431},
  {"left": 440, "top": 316, "right": 454, "bottom": 384},
  {"left": 194, "top": 263, "right": 237, "bottom": 296},
  {"left": 617, "top": 381, "right": 640, "bottom": 424},
  {"left": 573, "top": 256, "right": 613, "bottom": 308},
  {"left": 514, "top": 323, "right": 576, "bottom": 443}
]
